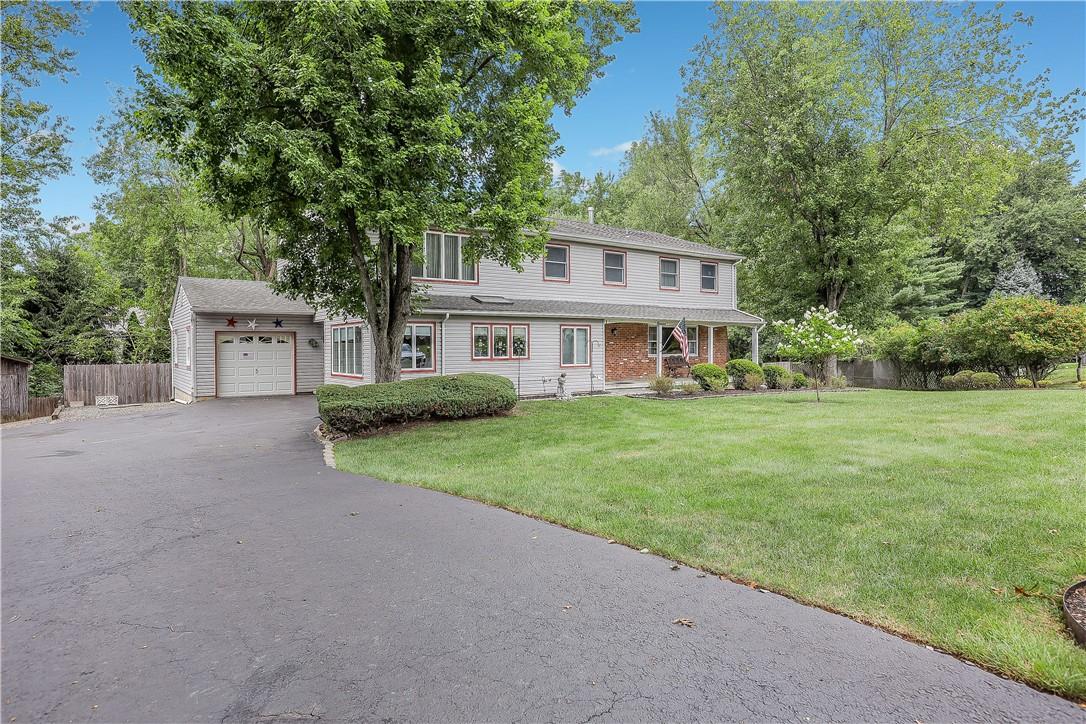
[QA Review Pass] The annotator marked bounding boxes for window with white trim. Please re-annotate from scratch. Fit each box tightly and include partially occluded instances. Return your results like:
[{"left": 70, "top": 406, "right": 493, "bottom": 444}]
[
  {"left": 331, "top": 324, "right": 364, "bottom": 376},
  {"left": 543, "top": 243, "right": 569, "bottom": 281},
  {"left": 401, "top": 323, "right": 434, "bottom": 371},
  {"left": 603, "top": 250, "right": 626, "bottom": 285},
  {"left": 648, "top": 325, "right": 699, "bottom": 356},
  {"left": 411, "top": 232, "right": 477, "bottom": 282},
  {"left": 701, "top": 262, "right": 718, "bottom": 292},
  {"left": 659, "top": 257, "right": 679, "bottom": 289},
  {"left": 560, "top": 326, "right": 590, "bottom": 367},
  {"left": 471, "top": 323, "right": 529, "bottom": 360}
]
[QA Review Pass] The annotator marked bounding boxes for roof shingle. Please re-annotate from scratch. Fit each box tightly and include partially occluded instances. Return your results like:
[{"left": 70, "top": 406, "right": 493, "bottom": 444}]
[
  {"left": 178, "top": 277, "right": 315, "bottom": 315},
  {"left": 421, "top": 293, "right": 763, "bottom": 325}
]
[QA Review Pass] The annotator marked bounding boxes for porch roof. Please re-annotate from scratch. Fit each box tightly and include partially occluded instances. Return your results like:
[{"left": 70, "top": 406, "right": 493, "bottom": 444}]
[{"left": 420, "top": 294, "right": 764, "bottom": 326}]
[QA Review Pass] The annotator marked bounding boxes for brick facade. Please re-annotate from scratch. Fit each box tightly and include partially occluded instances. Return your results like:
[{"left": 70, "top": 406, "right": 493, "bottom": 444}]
[{"left": 604, "top": 323, "right": 729, "bottom": 381}]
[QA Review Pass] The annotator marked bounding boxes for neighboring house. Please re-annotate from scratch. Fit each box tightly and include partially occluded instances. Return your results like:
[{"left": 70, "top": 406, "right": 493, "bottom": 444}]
[{"left": 169, "top": 218, "right": 763, "bottom": 400}]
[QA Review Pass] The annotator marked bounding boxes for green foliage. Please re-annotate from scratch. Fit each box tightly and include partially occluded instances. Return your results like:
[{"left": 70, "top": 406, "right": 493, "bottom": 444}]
[
  {"left": 971, "top": 372, "right": 1001, "bottom": 389},
  {"left": 791, "top": 372, "right": 809, "bottom": 389},
  {"left": 744, "top": 372, "right": 766, "bottom": 391},
  {"left": 725, "top": 359, "right": 762, "bottom": 389},
  {"left": 1015, "top": 378, "right": 1035, "bottom": 389},
  {"left": 126, "top": 0, "right": 637, "bottom": 381},
  {"left": 546, "top": 170, "right": 625, "bottom": 225},
  {"left": 690, "top": 362, "right": 728, "bottom": 391},
  {"left": 762, "top": 364, "right": 791, "bottom": 390},
  {"left": 684, "top": 2, "right": 1083, "bottom": 325},
  {"left": 317, "top": 374, "right": 517, "bottom": 435},
  {"left": 0, "top": 0, "right": 81, "bottom": 246},
  {"left": 945, "top": 296, "right": 1086, "bottom": 386},
  {"left": 648, "top": 375, "right": 675, "bottom": 395},
  {"left": 890, "top": 251, "right": 967, "bottom": 322},
  {"left": 829, "top": 375, "right": 848, "bottom": 389},
  {"left": 679, "top": 382, "right": 700, "bottom": 395},
  {"left": 941, "top": 371, "right": 974, "bottom": 391},
  {"left": 960, "top": 155, "right": 1086, "bottom": 305},
  {"left": 27, "top": 360, "right": 61, "bottom": 396}
]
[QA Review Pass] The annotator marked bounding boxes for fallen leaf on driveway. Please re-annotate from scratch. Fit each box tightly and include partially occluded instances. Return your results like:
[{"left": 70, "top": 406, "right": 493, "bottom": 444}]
[
  {"left": 606, "top": 539, "right": 616, "bottom": 544},
  {"left": 672, "top": 618, "right": 695, "bottom": 628},
  {"left": 696, "top": 573, "right": 707, "bottom": 578},
  {"left": 349, "top": 512, "right": 359, "bottom": 516},
  {"left": 562, "top": 605, "right": 573, "bottom": 611},
  {"left": 639, "top": 548, "right": 649, "bottom": 554},
  {"left": 236, "top": 540, "right": 244, "bottom": 544},
  {"left": 669, "top": 564, "right": 680, "bottom": 571}
]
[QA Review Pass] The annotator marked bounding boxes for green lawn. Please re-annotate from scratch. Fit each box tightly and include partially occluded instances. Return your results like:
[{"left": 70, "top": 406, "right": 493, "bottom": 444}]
[
  {"left": 335, "top": 390, "right": 1086, "bottom": 699},
  {"left": 1045, "top": 362, "right": 1084, "bottom": 389}
]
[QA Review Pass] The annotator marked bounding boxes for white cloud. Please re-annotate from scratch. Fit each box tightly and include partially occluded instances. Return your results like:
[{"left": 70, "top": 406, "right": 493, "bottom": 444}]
[
  {"left": 548, "top": 158, "right": 564, "bottom": 180},
  {"left": 590, "top": 140, "right": 635, "bottom": 158}
]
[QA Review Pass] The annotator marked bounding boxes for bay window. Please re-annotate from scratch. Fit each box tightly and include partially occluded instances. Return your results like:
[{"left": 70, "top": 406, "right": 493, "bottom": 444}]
[
  {"left": 560, "top": 325, "right": 590, "bottom": 367},
  {"left": 332, "top": 324, "right": 365, "bottom": 377}
]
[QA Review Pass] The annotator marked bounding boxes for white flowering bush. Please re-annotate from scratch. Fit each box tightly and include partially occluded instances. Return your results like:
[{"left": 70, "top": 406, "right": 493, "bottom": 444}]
[{"left": 773, "top": 307, "right": 862, "bottom": 400}]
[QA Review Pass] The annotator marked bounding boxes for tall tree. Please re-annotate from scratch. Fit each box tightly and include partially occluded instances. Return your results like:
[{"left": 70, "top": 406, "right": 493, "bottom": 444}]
[
  {"left": 126, "top": 0, "right": 636, "bottom": 381},
  {"left": 546, "top": 169, "right": 625, "bottom": 224},
  {"left": 958, "top": 154, "right": 1086, "bottom": 304},
  {"left": 889, "top": 251, "right": 967, "bottom": 322},
  {"left": 684, "top": 2, "right": 1083, "bottom": 325},
  {"left": 616, "top": 110, "right": 719, "bottom": 244},
  {"left": 0, "top": 0, "right": 81, "bottom": 243}
]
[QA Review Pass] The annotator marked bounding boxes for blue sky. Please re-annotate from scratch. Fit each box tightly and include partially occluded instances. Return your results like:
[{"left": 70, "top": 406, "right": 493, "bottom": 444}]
[{"left": 32, "top": 1, "right": 1086, "bottom": 224}]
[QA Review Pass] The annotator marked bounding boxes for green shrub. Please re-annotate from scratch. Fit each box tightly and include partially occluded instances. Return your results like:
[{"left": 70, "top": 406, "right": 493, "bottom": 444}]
[
  {"left": 316, "top": 373, "right": 516, "bottom": 434},
  {"left": 830, "top": 374, "right": 848, "bottom": 389},
  {"left": 726, "top": 359, "right": 763, "bottom": 390},
  {"left": 679, "top": 382, "right": 700, "bottom": 395},
  {"left": 971, "top": 372, "right": 1000, "bottom": 389},
  {"left": 941, "top": 370, "right": 977, "bottom": 390},
  {"left": 791, "top": 372, "right": 809, "bottom": 388},
  {"left": 1078, "top": 381, "right": 1086, "bottom": 390},
  {"left": 648, "top": 375, "right": 675, "bottom": 395},
  {"left": 28, "top": 361, "right": 62, "bottom": 397},
  {"left": 1015, "top": 378, "right": 1034, "bottom": 388},
  {"left": 763, "top": 364, "right": 792, "bottom": 389},
  {"left": 744, "top": 372, "right": 766, "bottom": 390},
  {"left": 690, "top": 362, "right": 728, "bottom": 391}
]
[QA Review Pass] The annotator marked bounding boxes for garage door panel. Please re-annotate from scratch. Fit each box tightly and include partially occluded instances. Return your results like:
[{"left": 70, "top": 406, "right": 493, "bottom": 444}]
[{"left": 217, "top": 333, "right": 294, "bottom": 397}]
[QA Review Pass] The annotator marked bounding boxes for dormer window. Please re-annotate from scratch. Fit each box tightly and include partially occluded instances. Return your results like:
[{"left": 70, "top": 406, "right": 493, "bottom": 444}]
[{"left": 412, "top": 232, "right": 477, "bottom": 282}]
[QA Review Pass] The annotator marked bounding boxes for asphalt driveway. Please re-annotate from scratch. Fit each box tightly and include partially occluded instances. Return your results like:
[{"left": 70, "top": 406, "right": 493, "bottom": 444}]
[{"left": 2, "top": 396, "right": 1081, "bottom": 722}]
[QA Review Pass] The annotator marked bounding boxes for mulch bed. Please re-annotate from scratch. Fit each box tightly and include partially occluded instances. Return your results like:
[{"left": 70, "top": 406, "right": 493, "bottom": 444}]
[{"left": 1064, "top": 581, "right": 1086, "bottom": 647}]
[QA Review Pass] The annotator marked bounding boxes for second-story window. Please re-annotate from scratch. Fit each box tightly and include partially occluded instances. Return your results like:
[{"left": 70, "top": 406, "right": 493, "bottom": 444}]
[
  {"left": 413, "top": 232, "right": 477, "bottom": 282},
  {"left": 701, "top": 262, "right": 718, "bottom": 292},
  {"left": 659, "top": 257, "right": 679, "bottom": 290},
  {"left": 543, "top": 243, "right": 570, "bottom": 282},
  {"left": 603, "top": 250, "right": 626, "bottom": 286}
]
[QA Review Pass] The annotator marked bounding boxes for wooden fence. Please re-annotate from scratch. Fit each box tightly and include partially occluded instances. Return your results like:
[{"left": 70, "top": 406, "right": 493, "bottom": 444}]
[
  {"left": 27, "top": 396, "right": 61, "bottom": 419},
  {"left": 63, "top": 364, "right": 172, "bottom": 406}
]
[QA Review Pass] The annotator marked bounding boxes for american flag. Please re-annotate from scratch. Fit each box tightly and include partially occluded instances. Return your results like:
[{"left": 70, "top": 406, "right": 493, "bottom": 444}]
[{"left": 669, "top": 318, "right": 690, "bottom": 361}]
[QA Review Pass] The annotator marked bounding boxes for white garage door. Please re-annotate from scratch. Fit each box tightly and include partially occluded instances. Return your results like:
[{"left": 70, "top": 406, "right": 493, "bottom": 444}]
[{"left": 217, "top": 333, "right": 294, "bottom": 397}]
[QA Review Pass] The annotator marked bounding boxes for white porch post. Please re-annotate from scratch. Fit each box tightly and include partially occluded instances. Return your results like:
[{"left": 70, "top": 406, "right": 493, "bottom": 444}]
[
  {"left": 708, "top": 325, "right": 715, "bottom": 364},
  {"left": 751, "top": 326, "right": 760, "bottom": 365},
  {"left": 655, "top": 323, "right": 662, "bottom": 376}
]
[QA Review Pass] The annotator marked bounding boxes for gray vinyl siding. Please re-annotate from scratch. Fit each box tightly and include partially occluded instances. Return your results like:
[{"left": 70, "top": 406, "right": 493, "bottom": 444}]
[
  {"left": 169, "top": 285, "right": 194, "bottom": 400},
  {"left": 419, "top": 240, "right": 737, "bottom": 309},
  {"left": 194, "top": 313, "right": 324, "bottom": 398},
  {"left": 321, "top": 315, "right": 605, "bottom": 397}
]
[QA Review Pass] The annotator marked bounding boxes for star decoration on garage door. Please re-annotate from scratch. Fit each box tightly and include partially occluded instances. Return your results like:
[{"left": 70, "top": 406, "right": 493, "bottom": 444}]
[
  {"left": 226, "top": 317, "right": 237, "bottom": 327},
  {"left": 247, "top": 319, "right": 258, "bottom": 329},
  {"left": 273, "top": 318, "right": 284, "bottom": 328}
]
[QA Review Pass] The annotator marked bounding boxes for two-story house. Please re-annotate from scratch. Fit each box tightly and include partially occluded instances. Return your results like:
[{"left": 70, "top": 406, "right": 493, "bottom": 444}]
[{"left": 168, "top": 218, "right": 763, "bottom": 401}]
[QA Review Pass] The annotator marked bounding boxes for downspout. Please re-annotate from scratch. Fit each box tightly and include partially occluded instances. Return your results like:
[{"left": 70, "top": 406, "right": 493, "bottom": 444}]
[{"left": 440, "top": 312, "right": 450, "bottom": 376}]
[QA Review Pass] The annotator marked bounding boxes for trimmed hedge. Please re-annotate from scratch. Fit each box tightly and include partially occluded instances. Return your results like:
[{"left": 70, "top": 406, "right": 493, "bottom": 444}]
[
  {"left": 726, "top": 359, "right": 763, "bottom": 390},
  {"left": 763, "top": 364, "right": 792, "bottom": 390},
  {"left": 791, "top": 372, "right": 809, "bottom": 389},
  {"left": 690, "top": 362, "right": 728, "bottom": 391},
  {"left": 317, "top": 373, "right": 517, "bottom": 434}
]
